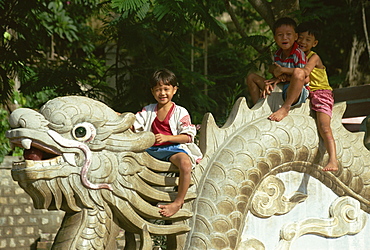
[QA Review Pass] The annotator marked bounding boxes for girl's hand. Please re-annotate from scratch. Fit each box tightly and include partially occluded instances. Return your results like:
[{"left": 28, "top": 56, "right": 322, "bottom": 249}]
[{"left": 155, "top": 134, "right": 169, "bottom": 144}]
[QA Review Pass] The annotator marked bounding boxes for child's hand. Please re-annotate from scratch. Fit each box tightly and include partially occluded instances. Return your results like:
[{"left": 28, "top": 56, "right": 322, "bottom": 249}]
[
  {"left": 155, "top": 134, "right": 169, "bottom": 144},
  {"left": 278, "top": 73, "right": 287, "bottom": 82},
  {"left": 273, "top": 62, "right": 284, "bottom": 78},
  {"left": 261, "top": 78, "right": 280, "bottom": 98}
]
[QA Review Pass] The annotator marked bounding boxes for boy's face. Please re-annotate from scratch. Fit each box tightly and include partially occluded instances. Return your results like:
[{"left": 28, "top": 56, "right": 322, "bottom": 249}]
[
  {"left": 297, "top": 31, "right": 318, "bottom": 54},
  {"left": 151, "top": 82, "right": 177, "bottom": 107},
  {"left": 274, "top": 24, "right": 298, "bottom": 51}
]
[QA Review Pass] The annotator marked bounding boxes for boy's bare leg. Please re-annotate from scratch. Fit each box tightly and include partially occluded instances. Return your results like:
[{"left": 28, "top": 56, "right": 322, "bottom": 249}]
[
  {"left": 269, "top": 68, "right": 305, "bottom": 122},
  {"left": 316, "top": 112, "right": 338, "bottom": 171},
  {"left": 246, "top": 73, "right": 266, "bottom": 105},
  {"left": 158, "top": 153, "right": 192, "bottom": 217}
]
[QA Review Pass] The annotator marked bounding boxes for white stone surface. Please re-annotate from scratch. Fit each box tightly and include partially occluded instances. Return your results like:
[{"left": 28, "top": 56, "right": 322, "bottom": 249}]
[{"left": 241, "top": 171, "right": 370, "bottom": 250}]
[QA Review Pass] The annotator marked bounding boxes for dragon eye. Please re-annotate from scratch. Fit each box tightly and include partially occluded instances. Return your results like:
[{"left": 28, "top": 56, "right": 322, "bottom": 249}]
[
  {"left": 72, "top": 122, "right": 96, "bottom": 142},
  {"left": 75, "top": 127, "right": 87, "bottom": 138}
]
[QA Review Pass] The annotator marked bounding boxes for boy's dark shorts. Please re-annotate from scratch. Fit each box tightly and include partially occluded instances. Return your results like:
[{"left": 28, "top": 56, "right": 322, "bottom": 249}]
[{"left": 282, "top": 83, "right": 309, "bottom": 107}]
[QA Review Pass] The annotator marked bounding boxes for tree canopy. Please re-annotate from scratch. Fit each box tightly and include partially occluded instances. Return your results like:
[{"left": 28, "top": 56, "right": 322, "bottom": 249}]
[{"left": 1, "top": 0, "right": 369, "bottom": 161}]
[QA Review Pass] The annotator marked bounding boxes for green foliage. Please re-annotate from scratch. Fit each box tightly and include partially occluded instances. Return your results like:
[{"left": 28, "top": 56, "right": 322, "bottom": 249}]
[
  {"left": 0, "top": 92, "right": 25, "bottom": 163},
  {"left": 20, "top": 56, "right": 114, "bottom": 105},
  {"left": 24, "top": 89, "right": 58, "bottom": 110},
  {"left": 37, "top": 1, "right": 79, "bottom": 42},
  {"left": 150, "top": 220, "right": 167, "bottom": 249},
  {"left": 0, "top": 108, "right": 11, "bottom": 163},
  {"left": 111, "top": 0, "right": 149, "bottom": 14},
  {"left": 0, "top": 0, "right": 108, "bottom": 105},
  {"left": 224, "top": 83, "right": 244, "bottom": 122}
]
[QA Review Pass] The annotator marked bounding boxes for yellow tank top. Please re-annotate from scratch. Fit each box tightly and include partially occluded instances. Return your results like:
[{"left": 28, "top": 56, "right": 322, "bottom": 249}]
[{"left": 307, "top": 51, "right": 332, "bottom": 92}]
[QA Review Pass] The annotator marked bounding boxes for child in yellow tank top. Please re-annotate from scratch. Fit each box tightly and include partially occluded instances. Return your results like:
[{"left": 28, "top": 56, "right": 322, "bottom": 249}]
[{"left": 306, "top": 51, "right": 332, "bottom": 91}]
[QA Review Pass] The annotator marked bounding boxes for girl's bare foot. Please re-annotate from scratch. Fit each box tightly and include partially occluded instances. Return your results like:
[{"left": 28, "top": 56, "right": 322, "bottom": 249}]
[
  {"left": 268, "top": 106, "right": 290, "bottom": 122},
  {"left": 322, "top": 161, "right": 338, "bottom": 171},
  {"left": 158, "top": 202, "right": 182, "bottom": 217}
]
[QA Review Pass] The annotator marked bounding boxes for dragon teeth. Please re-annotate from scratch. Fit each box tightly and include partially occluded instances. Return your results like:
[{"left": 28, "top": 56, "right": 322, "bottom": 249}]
[
  {"left": 21, "top": 138, "right": 32, "bottom": 149},
  {"left": 63, "top": 153, "right": 77, "bottom": 167},
  {"left": 13, "top": 161, "right": 26, "bottom": 169},
  {"left": 13, "top": 156, "right": 64, "bottom": 169}
]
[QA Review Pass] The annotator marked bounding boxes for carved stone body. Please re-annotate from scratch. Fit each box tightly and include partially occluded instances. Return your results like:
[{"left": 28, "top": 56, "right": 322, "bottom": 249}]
[{"left": 6, "top": 87, "right": 370, "bottom": 249}]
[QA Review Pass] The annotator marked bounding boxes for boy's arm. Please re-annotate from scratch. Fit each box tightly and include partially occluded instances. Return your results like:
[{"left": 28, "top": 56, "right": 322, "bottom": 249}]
[
  {"left": 272, "top": 63, "right": 296, "bottom": 78},
  {"left": 301, "top": 54, "right": 320, "bottom": 77},
  {"left": 273, "top": 54, "right": 320, "bottom": 78}
]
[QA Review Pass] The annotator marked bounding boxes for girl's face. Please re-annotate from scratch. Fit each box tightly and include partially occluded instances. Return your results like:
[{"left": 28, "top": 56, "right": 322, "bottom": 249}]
[
  {"left": 297, "top": 31, "right": 318, "bottom": 54},
  {"left": 151, "top": 82, "right": 177, "bottom": 107}
]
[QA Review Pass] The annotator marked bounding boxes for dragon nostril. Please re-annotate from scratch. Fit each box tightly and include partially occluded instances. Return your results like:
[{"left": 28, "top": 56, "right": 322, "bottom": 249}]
[
  {"left": 10, "top": 108, "right": 48, "bottom": 129},
  {"left": 19, "top": 119, "right": 26, "bottom": 128}
]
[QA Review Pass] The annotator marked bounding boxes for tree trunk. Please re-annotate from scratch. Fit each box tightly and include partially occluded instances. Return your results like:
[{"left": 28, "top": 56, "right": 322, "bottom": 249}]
[
  {"left": 346, "top": 36, "right": 366, "bottom": 86},
  {"left": 248, "top": 0, "right": 300, "bottom": 29}
]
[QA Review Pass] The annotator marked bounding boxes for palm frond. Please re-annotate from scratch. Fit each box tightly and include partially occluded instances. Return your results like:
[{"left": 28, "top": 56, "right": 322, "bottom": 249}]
[{"left": 111, "top": 0, "right": 149, "bottom": 12}]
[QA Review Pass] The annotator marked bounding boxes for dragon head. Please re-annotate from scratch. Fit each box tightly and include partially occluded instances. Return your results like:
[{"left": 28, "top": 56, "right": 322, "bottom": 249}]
[{"left": 6, "top": 96, "right": 155, "bottom": 210}]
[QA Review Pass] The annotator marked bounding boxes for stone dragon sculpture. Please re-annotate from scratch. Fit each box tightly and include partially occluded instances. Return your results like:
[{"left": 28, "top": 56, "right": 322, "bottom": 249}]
[{"left": 6, "top": 89, "right": 370, "bottom": 249}]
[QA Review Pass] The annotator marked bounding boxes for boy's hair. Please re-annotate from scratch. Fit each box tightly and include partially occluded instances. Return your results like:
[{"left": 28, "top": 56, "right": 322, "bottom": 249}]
[
  {"left": 296, "top": 21, "right": 321, "bottom": 40},
  {"left": 272, "top": 17, "right": 297, "bottom": 35},
  {"left": 150, "top": 68, "right": 179, "bottom": 88}
]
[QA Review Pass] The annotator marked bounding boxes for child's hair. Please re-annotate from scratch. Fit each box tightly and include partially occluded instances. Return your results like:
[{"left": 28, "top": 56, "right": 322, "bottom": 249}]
[
  {"left": 296, "top": 21, "right": 321, "bottom": 40},
  {"left": 272, "top": 17, "right": 297, "bottom": 35},
  {"left": 150, "top": 68, "right": 179, "bottom": 88}
]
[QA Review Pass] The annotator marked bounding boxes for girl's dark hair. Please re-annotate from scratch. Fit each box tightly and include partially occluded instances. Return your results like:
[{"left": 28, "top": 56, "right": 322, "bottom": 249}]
[
  {"left": 272, "top": 17, "right": 297, "bottom": 35},
  {"left": 150, "top": 69, "right": 179, "bottom": 88},
  {"left": 296, "top": 21, "right": 321, "bottom": 40}
]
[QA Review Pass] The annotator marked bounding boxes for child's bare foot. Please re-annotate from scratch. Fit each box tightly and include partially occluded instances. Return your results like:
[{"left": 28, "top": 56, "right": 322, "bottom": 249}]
[
  {"left": 268, "top": 106, "right": 290, "bottom": 122},
  {"left": 322, "top": 161, "right": 338, "bottom": 171},
  {"left": 158, "top": 202, "right": 182, "bottom": 217}
]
